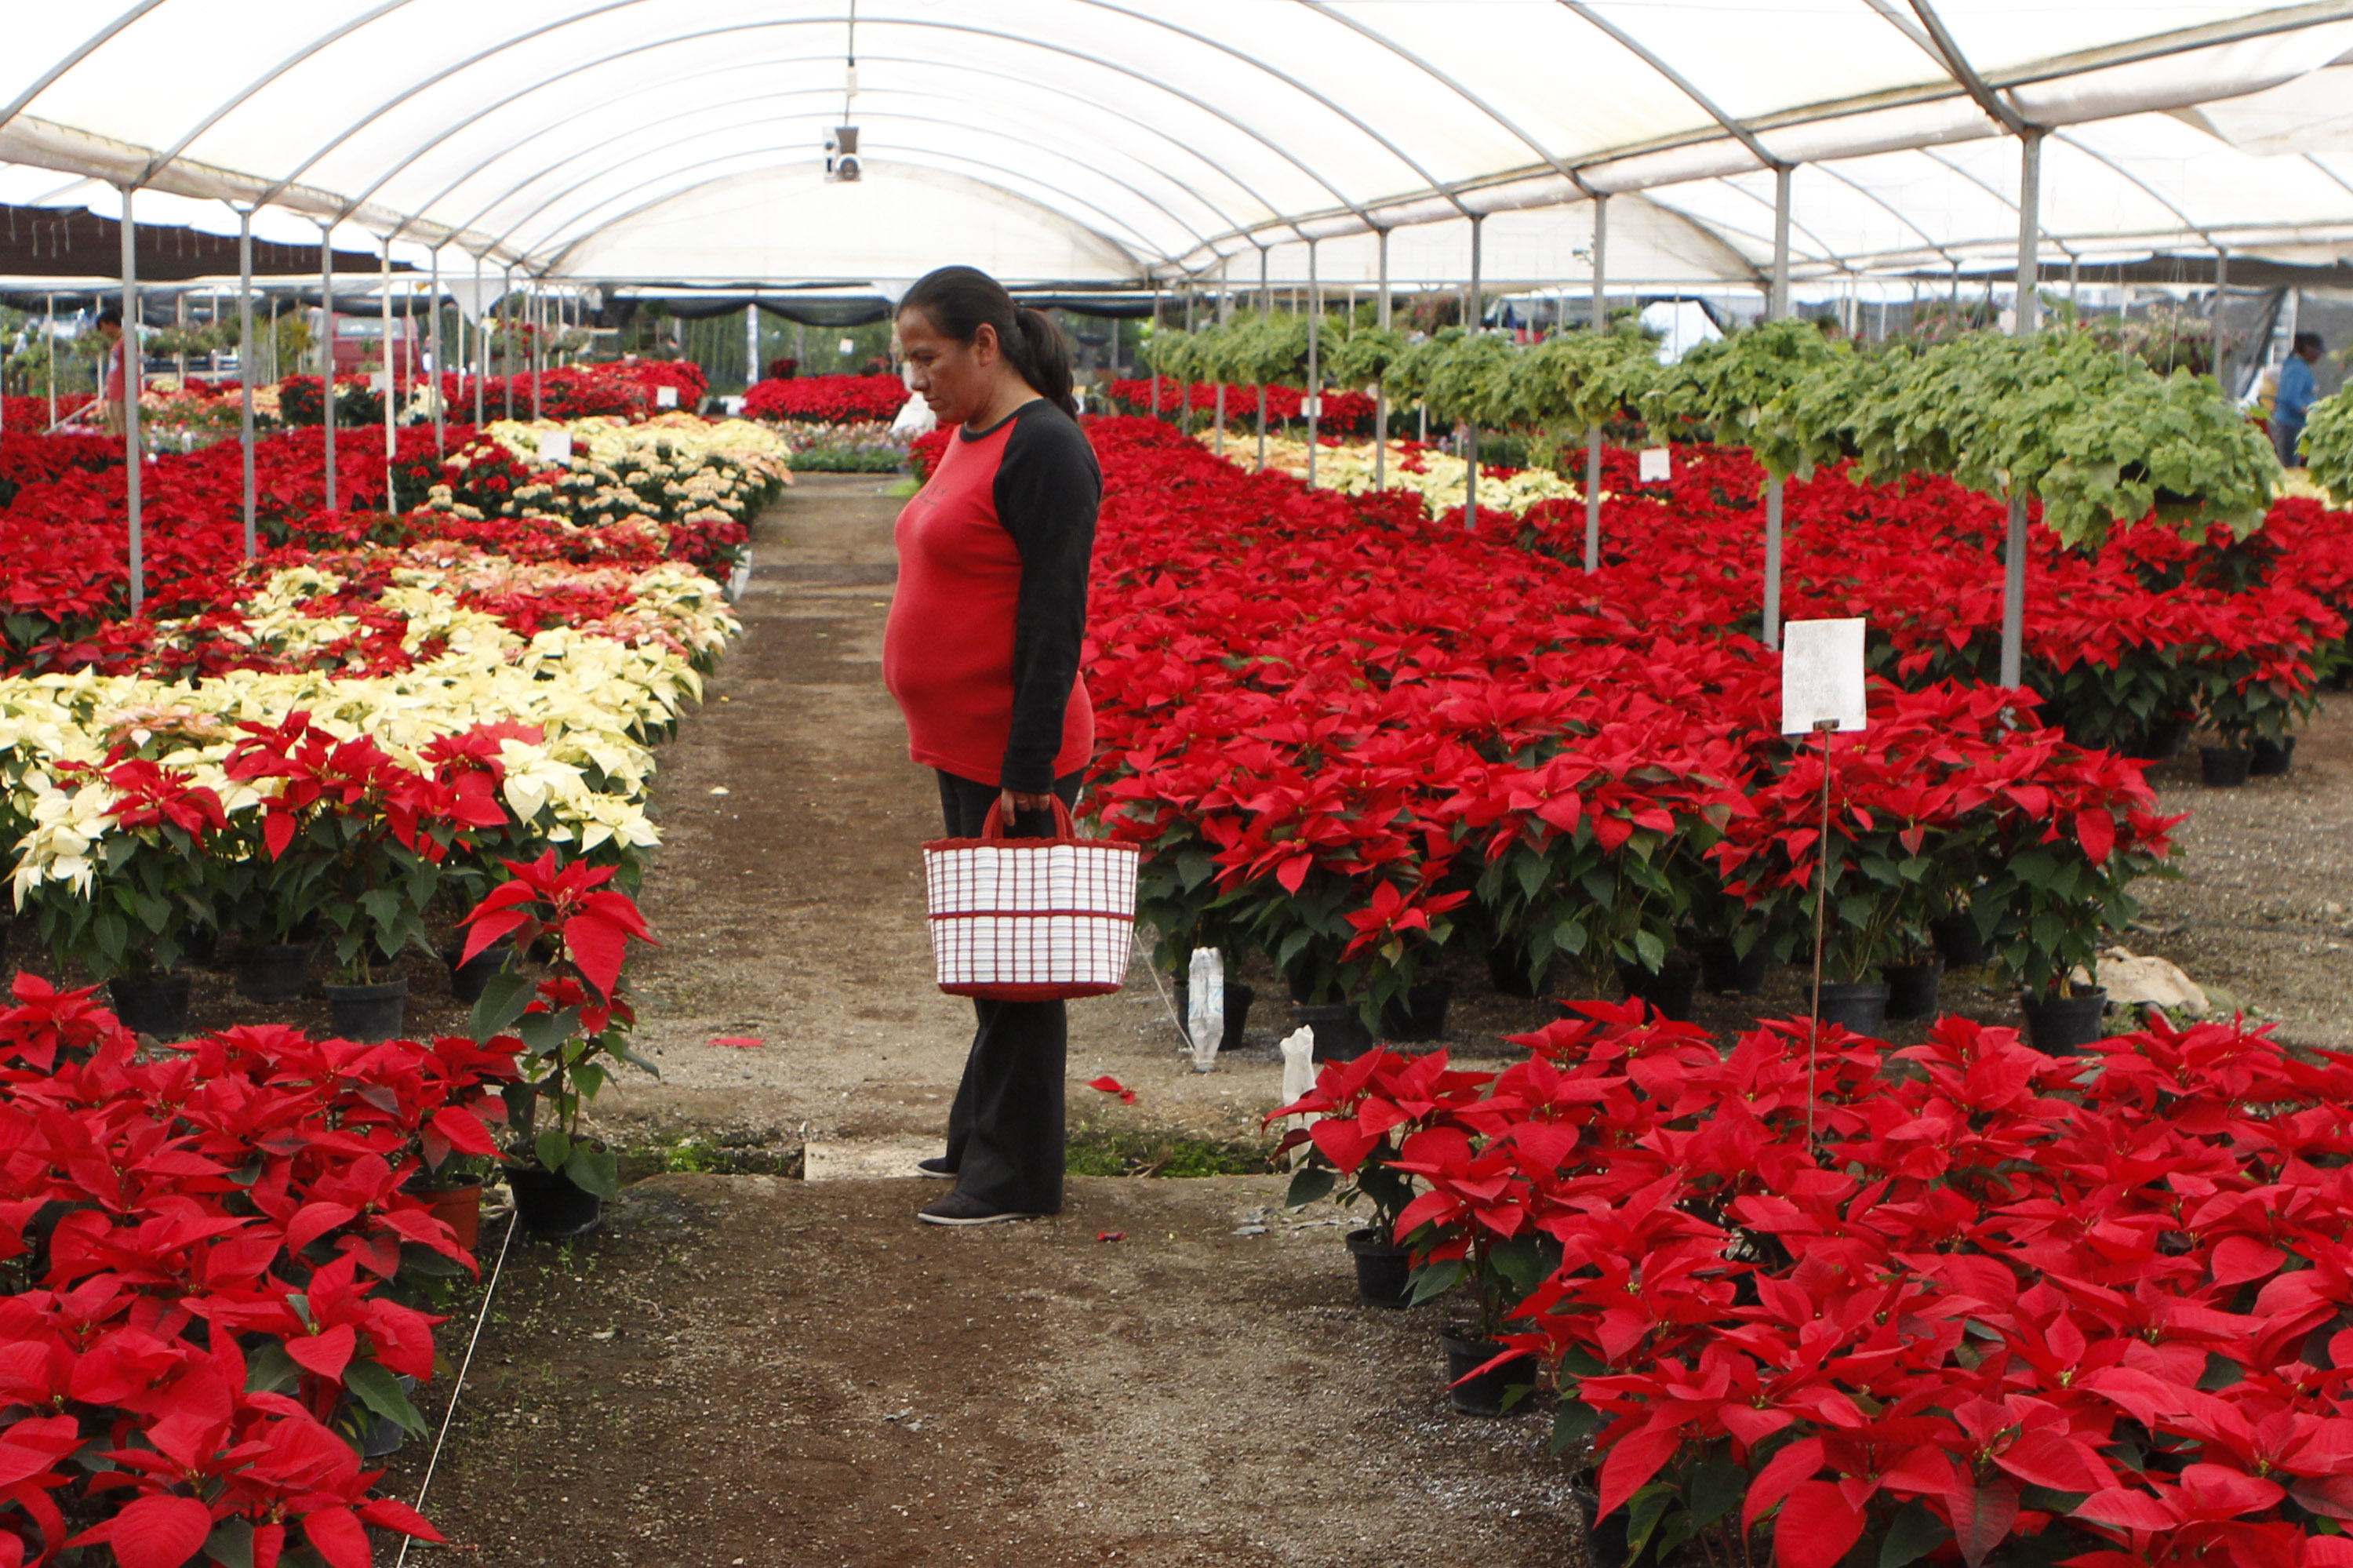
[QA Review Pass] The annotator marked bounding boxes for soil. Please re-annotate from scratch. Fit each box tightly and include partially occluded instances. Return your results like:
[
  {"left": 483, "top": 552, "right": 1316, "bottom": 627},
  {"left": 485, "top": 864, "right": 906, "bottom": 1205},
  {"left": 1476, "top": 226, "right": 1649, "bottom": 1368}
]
[{"left": 374, "top": 473, "right": 2353, "bottom": 1565}]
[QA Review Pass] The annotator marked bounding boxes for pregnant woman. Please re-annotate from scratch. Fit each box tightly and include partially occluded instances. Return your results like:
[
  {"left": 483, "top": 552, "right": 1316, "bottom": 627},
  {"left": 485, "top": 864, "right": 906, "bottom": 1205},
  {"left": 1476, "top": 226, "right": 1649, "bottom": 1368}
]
[{"left": 882, "top": 265, "right": 1101, "bottom": 1227}]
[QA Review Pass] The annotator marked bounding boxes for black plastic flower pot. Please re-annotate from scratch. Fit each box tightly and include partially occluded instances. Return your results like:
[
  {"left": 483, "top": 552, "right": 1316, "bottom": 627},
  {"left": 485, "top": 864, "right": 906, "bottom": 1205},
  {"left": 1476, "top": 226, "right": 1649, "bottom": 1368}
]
[
  {"left": 2200, "top": 746, "right": 2253, "bottom": 788},
  {"left": 2022, "top": 988, "right": 2108, "bottom": 1055},
  {"left": 1814, "top": 980, "right": 1890, "bottom": 1038},
  {"left": 1883, "top": 959, "right": 1944, "bottom": 1022},
  {"left": 1929, "top": 914, "right": 1988, "bottom": 969},
  {"left": 507, "top": 1163, "right": 603, "bottom": 1239},
  {"left": 1285, "top": 970, "right": 1335, "bottom": 1006},
  {"left": 1697, "top": 937, "right": 1768, "bottom": 995},
  {"left": 108, "top": 973, "right": 191, "bottom": 1039},
  {"left": 1442, "top": 1332, "right": 1538, "bottom": 1417},
  {"left": 1297, "top": 1002, "right": 1375, "bottom": 1063},
  {"left": 1379, "top": 983, "right": 1453, "bottom": 1043},
  {"left": 235, "top": 941, "right": 313, "bottom": 1004},
  {"left": 446, "top": 942, "right": 515, "bottom": 1006},
  {"left": 2129, "top": 719, "right": 2188, "bottom": 762},
  {"left": 1346, "top": 1227, "right": 1413, "bottom": 1310},
  {"left": 1615, "top": 961, "right": 1699, "bottom": 1023},
  {"left": 1169, "top": 979, "right": 1256, "bottom": 1053},
  {"left": 2251, "top": 735, "right": 2297, "bottom": 777},
  {"left": 322, "top": 977, "right": 409, "bottom": 1042},
  {"left": 1482, "top": 944, "right": 1541, "bottom": 999}
]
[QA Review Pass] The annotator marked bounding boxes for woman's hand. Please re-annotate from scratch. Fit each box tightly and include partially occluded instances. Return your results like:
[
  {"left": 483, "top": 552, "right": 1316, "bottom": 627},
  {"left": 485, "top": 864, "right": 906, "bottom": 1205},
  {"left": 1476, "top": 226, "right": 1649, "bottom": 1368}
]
[{"left": 999, "top": 788, "right": 1057, "bottom": 822}]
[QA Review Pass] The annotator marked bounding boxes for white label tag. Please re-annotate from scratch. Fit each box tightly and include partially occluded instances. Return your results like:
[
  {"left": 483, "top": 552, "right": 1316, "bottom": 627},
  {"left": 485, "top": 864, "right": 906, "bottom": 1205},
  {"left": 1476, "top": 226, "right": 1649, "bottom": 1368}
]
[
  {"left": 1638, "top": 446, "right": 1671, "bottom": 482},
  {"left": 655, "top": 384, "right": 678, "bottom": 409},
  {"left": 536, "top": 431, "right": 573, "bottom": 466},
  {"left": 370, "top": 372, "right": 391, "bottom": 394},
  {"left": 1302, "top": 395, "right": 1322, "bottom": 418},
  {"left": 838, "top": 337, "right": 856, "bottom": 355},
  {"left": 1780, "top": 618, "right": 1868, "bottom": 735}
]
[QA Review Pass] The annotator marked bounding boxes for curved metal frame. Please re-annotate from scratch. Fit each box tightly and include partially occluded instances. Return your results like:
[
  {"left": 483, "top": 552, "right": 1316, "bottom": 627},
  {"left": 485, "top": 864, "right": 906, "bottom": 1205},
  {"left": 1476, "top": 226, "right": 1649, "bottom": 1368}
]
[
  {"left": 475, "top": 107, "right": 1197, "bottom": 260},
  {"left": 260, "top": 9, "right": 1385, "bottom": 235},
  {"left": 0, "top": 2, "right": 174, "bottom": 131},
  {"left": 384, "top": 59, "right": 1286, "bottom": 249},
  {"left": 1554, "top": 0, "right": 1783, "bottom": 171},
  {"left": 533, "top": 149, "right": 1152, "bottom": 278}
]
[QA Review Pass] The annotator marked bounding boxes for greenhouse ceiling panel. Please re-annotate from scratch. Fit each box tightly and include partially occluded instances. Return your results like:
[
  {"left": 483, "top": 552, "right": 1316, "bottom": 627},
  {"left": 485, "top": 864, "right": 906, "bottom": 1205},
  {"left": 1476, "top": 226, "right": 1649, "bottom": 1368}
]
[{"left": 3, "top": 1, "right": 2353, "bottom": 285}]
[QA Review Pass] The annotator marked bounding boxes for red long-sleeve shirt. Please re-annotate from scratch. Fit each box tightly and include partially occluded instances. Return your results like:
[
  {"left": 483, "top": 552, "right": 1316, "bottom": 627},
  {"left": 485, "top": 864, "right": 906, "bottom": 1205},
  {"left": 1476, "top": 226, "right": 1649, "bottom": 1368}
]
[{"left": 882, "top": 400, "right": 1099, "bottom": 791}]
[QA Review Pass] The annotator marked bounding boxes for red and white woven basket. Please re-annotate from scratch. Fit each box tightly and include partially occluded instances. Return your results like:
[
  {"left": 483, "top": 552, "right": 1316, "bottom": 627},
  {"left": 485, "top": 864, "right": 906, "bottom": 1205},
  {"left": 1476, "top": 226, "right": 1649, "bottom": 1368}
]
[{"left": 922, "top": 798, "right": 1141, "bottom": 1001}]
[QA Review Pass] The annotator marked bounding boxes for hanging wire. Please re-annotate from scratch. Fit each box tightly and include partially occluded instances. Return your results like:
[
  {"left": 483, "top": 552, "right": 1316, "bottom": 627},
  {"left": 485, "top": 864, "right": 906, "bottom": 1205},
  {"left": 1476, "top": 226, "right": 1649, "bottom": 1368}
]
[{"left": 391, "top": 1208, "right": 521, "bottom": 1568}]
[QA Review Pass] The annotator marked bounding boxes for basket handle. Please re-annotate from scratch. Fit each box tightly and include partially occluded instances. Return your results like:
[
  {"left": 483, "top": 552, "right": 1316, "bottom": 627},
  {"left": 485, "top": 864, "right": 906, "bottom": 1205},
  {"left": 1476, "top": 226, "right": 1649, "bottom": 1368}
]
[{"left": 980, "top": 795, "right": 1077, "bottom": 842}]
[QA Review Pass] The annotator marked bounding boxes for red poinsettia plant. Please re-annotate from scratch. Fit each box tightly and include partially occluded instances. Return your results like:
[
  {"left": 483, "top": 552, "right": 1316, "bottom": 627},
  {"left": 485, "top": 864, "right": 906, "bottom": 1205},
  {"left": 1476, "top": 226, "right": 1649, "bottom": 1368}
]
[{"left": 457, "top": 850, "right": 657, "bottom": 1197}]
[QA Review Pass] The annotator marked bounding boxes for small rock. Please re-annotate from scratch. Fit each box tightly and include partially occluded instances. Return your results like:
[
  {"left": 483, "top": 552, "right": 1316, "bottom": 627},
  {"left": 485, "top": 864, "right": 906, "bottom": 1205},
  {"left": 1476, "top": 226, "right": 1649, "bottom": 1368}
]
[
  {"left": 1232, "top": 1224, "right": 1268, "bottom": 1237},
  {"left": 2098, "top": 947, "right": 2209, "bottom": 1016}
]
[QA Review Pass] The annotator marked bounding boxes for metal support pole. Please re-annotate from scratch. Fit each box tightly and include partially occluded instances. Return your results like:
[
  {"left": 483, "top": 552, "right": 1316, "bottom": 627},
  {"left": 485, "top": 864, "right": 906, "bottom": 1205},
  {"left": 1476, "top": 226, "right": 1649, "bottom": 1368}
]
[
  {"left": 501, "top": 266, "right": 514, "bottom": 421},
  {"left": 1584, "top": 194, "right": 1608, "bottom": 573},
  {"left": 1148, "top": 289, "right": 1162, "bottom": 420},
  {"left": 1763, "top": 168, "right": 1791, "bottom": 649},
  {"left": 1256, "top": 246, "right": 1270, "bottom": 473},
  {"left": 238, "top": 209, "right": 255, "bottom": 561},
  {"left": 381, "top": 234, "right": 396, "bottom": 511},
  {"left": 530, "top": 281, "right": 544, "bottom": 420},
  {"left": 1465, "top": 213, "right": 1483, "bottom": 530},
  {"left": 2213, "top": 247, "right": 2232, "bottom": 400},
  {"left": 1998, "top": 129, "right": 2042, "bottom": 692},
  {"left": 744, "top": 298, "right": 759, "bottom": 391},
  {"left": 43, "top": 293, "right": 54, "bottom": 430},
  {"left": 474, "top": 254, "right": 487, "bottom": 426},
  {"left": 320, "top": 220, "right": 336, "bottom": 514},
  {"left": 1374, "top": 227, "right": 1391, "bottom": 491},
  {"left": 1306, "top": 240, "right": 1320, "bottom": 489},
  {"left": 430, "top": 246, "right": 445, "bottom": 457},
  {"left": 122, "top": 187, "right": 144, "bottom": 615}
]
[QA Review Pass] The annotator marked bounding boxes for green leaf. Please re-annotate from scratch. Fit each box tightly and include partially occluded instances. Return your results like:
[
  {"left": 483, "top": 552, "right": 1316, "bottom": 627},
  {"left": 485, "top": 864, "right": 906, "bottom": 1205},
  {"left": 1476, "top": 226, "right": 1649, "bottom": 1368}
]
[
  {"left": 1406, "top": 1257, "right": 1465, "bottom": 1306},
  {"left": 1624, "top": 1481, "right": 1677, "bottom": 1564},
  {"left": 468, "top": 967, "right": 535, "bottom": 1042},
  {"left": 1632, "top": 929, "right": 1667, "bottom": 973},
  {"left": 1881, "top": 1501, "right": 1953, "bottom": 1568},
  {"left": 565, "top": 1144, "right": 620, "bottom": 1199},
  {"left": 204, "top": 1519, "right": 256, "bottom": 1568},
  {"left": 1549, "top": 1398, "right": 1602, "bottom": 1456},
  {"left": 343, "top": 1359, "right": 427, "bottom": 1436},
  {"left": 244, "top": 1340, "right": 300, "bottom": 1395},
  {"left": 534, "top": 1127, "right": 573, "bottom": 1173},
  {"left": 518, "top": 1006, "right": 580, "bottom": 1057},
  {"left": 1285, "top": 1166, "right": 1337, "bottom": 1209},
  {"left": 1689, "top": 1457, "right": 1748, "bottom": 1529}
]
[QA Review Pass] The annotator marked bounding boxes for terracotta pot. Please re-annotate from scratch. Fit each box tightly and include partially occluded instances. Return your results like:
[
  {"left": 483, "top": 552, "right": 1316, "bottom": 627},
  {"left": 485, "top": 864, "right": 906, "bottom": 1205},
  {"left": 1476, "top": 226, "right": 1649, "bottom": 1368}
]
[{"left": 406, "top": 1174, "right": 485, "bottom": 1255}]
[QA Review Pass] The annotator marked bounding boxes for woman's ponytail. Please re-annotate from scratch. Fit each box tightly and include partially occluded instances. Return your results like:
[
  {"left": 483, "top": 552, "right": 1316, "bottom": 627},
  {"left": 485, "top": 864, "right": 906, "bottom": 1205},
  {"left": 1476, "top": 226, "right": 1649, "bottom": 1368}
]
[
  {"left": 1013, "top": 307, "right": 1078, "bottom": 418},
  {"left": 900, "top": 265, "right": 1080, "bottom": 419}
]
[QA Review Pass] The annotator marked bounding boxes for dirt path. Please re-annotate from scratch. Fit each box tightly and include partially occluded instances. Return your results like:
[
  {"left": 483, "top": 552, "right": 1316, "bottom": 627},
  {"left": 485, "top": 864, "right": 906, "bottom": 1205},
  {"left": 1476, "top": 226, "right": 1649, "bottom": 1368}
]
[
  {"left": 392, "top": 476, "right": 2353, "bottom": 1566},
  {"left": 602, "top": 473, "right": 1286, "bottom": 1165},
  {"left": 386, "top": 1176, "right": 1582, "bottom": 1568}
]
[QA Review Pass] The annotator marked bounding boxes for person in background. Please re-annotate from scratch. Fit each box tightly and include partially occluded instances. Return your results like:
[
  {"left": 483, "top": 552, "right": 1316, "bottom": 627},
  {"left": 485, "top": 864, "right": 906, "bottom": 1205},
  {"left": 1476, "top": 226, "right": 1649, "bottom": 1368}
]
[
  {"left": 2276, "top": 332, "right": 2325, "bottom": 468},
  {"left": 883, "top": 264, "right": 1100, "bottom": 1228},
  {"left": 95, "top": 307, "right": 127, "bottom": 437}
]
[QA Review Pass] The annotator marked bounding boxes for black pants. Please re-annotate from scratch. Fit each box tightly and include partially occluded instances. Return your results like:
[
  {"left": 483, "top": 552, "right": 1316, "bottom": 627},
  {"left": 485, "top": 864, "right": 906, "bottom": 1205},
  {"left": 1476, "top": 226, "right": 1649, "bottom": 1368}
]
[{"left": 936, "top": 769, "right": 1083, "bottom": 1214}]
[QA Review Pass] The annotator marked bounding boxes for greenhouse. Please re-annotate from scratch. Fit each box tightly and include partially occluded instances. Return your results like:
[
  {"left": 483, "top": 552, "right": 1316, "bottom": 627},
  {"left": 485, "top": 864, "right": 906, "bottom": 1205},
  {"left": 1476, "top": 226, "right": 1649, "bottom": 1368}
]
[{"left": 9, "top": 4, "right": 2353, "bottom": 1566}]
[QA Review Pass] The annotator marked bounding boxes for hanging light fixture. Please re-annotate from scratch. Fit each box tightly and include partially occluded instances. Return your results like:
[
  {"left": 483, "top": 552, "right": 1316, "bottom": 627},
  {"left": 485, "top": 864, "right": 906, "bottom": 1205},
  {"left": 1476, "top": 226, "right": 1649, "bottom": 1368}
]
[{"left": 827, "top": 0, "right": 862, "bottom": 182}]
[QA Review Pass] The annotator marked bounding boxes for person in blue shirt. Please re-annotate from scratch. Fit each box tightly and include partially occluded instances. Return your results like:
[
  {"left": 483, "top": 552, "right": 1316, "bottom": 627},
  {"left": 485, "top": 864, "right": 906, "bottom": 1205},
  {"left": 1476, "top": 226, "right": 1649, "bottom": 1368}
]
[{"left": 2275, "top": 332, "right": 2325, "bottom": 467}]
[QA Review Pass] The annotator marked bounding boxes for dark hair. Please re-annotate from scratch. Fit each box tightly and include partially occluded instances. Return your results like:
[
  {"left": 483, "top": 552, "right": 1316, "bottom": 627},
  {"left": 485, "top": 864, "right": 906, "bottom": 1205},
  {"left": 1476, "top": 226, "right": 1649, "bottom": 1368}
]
[
  {"left": 2296, "top": 332, "right": 2326, "bottom": 356},
  {"left": 899, "top": 265, "right": 1077, "bottom": 417},
  {"left": 96, "top": 306, "right": 122, "bottom": 329}
]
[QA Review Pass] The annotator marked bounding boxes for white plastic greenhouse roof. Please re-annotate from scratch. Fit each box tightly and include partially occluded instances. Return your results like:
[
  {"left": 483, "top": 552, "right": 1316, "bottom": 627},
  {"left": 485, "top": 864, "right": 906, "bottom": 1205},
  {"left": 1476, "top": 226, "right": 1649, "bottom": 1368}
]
[{"left": 5, "top": 2, "right": 2353, "bottom": 290}]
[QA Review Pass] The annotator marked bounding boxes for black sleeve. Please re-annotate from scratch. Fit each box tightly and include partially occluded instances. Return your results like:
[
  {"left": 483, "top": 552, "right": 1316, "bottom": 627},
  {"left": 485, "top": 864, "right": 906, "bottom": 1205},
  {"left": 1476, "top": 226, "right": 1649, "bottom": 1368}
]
[{"left": 994, "top": 403, "right": 1101, "bottom": 793}]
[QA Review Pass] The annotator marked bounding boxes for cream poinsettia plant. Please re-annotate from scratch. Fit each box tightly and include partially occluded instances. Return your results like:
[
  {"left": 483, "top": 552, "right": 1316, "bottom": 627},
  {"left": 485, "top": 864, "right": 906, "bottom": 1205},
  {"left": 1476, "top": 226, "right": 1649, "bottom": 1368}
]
[{"left": 1217, "top": 431, "right": 1584, "bottom": 518}]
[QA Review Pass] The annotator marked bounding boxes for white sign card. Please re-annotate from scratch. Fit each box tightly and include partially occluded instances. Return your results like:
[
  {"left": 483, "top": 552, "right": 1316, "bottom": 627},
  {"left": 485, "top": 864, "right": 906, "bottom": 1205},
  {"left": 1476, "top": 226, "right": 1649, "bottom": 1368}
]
[
  {"left": 369, "top": 372, "right": 391, "bottom": 394},
  {"left": 838, "top": 337, "right": 856, "bottom": 355},
  {"left": 1780, "top": 617, "right": 1867, "bottom": 735},
  {"left": 1301, "top": 395, "right": 1322, "bottom": 419},
  {"left": 1638, "top": 446, "right": 1672, "bottom": 482},
  {"left": 654, "top": 384, "right": 678, "bottom": 409},
  {"left": 536, "top": 430, "right": 573, "bottom": 466}
]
